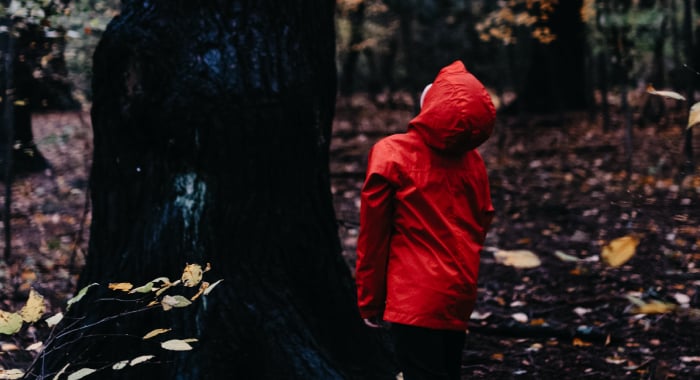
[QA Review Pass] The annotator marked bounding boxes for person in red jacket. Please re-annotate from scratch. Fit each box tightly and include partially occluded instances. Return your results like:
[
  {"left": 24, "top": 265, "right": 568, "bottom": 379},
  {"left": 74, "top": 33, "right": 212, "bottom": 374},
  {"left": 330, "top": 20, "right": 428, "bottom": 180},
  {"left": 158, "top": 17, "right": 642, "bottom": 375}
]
[{"left": 355, "top": 60, "right": 496, "bottom": 380}]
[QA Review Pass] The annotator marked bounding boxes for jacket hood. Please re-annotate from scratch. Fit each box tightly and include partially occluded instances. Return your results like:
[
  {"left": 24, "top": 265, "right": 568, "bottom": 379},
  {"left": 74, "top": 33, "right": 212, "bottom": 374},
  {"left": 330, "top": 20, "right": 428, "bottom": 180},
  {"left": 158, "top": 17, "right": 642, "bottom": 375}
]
[{"left": 409, "top": 61, "right": 496, "bottom": 154}]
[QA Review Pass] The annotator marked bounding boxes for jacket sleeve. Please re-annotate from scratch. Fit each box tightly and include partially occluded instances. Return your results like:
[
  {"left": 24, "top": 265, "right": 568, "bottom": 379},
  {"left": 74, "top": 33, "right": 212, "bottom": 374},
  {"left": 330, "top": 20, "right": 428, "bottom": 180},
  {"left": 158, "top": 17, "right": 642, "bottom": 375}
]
[{"left": 355, "top": 143, "right": 396, "bottom": 319}]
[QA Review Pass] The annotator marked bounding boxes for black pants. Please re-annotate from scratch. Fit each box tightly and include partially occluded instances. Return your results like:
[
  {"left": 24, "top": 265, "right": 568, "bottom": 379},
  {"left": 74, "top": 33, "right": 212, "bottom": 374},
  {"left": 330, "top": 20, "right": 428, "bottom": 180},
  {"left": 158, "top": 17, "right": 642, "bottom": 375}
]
[{"left": 391, "top": 323, "right": 466, "bottom": 380}]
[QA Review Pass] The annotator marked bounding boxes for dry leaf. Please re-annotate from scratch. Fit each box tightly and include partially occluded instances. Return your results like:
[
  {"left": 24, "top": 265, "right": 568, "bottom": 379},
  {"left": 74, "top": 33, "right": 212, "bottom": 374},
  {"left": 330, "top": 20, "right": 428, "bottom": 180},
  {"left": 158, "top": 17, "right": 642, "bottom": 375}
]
[
  {"left": 66, "top": 283, "right": 98, "bottom": 310},
  {"left": 688, "top": 102, "right": 700, "bottom": 129},
  {"left": 112, "top": 360, "right": 129, "bottom": 370},
  {"left": 1, "top": 343, "right": 20, "bottom": 351},
  {"left": 161, "top": 295, "right": 191, "bottom": 311},
  {"left": 601, "top": 236, "right": 639, "bottom": 267},
  {"left": 494, "top": 250, "right": 541, "bottom": 268},
  {"left": 53, "top": 363, "right": 69, "bottom": 380},
  {"left": 46, "top": 312, "right": 63, "bottom": 328},
  {"left": 0, "top": 310, "right": 23, "bottom": 335},
  {"left": 160, "top": 339, "right": 193, "bottom": 351},
  {"left": 646, "top": 84, "right": 686, "bottom": 101},
  {"left": 572, "top": 338, "right": 592, "bottom": 347},
  {"left": 20, "top": 289, "right": 46, "bottom": 323},
  {"left": 130, "top": 282, "right": 154, "bottom": 294},
  {"left": 66, "top": 368, "right": 96, "bottom": 380},
  {"left": 108, "top": 282, "right": 134, "bottom": 292},
  {"left": 511, "top": 312, "right": 529, "bottom": 323},
  {"left": 143, "top": 328, "right": 171, "bottom": 340},
  {"left": 632, "top": 301, "right": 676, "bottom": 315},
  {"left": 605, "top": 356, "right": 627, "bottom": 365},
  {"left": 25, "top": 341, "right": 43, "bottom": 352},
  {"left": 129, "top": 355, "right": 155, "bottom": 366},
  {"left": 0, "top": 369, "right": 25, "bottom": 380},
  {"left": 181, "top": 263, "right": 203, "bottom": 287},
  {"left": 203, "top": 279, "right": 223, "bottom": 296}
]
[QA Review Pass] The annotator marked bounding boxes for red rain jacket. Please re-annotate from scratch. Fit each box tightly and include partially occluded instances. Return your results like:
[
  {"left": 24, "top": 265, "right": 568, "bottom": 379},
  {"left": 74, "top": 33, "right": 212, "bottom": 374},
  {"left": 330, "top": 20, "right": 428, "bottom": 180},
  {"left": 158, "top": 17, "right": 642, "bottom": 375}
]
[{"left": 356, "top": 61, "right": 496, "bottom": 330}]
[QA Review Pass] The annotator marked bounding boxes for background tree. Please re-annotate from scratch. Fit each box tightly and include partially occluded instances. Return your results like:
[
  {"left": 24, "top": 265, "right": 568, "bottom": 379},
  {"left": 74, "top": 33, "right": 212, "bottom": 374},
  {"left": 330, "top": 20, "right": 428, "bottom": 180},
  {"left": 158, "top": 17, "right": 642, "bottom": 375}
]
[{"left": 36, "top": 0, "right": 395, "bottom": 379}]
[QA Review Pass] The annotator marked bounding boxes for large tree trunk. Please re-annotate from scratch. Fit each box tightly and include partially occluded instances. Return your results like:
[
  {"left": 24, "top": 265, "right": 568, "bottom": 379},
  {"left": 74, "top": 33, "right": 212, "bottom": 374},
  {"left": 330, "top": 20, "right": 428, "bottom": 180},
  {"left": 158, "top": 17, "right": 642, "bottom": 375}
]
[{"left": 36, "top": 1, "right": 394, "bottom": 379}]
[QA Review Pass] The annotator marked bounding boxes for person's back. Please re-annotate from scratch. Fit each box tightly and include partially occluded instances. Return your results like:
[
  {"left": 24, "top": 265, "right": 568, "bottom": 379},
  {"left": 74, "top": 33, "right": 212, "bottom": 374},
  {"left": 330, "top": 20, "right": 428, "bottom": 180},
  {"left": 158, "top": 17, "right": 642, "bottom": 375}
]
[{"left": 356, "top": 60, "right": 496, "bottom": 380}]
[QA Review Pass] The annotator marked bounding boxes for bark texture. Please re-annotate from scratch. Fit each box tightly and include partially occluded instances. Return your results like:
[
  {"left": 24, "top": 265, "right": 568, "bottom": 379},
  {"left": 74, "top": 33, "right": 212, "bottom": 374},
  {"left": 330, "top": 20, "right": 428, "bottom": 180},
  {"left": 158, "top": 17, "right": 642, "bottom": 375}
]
[{"left": 37, "top": 1, "right": 394, "bottom": 379}]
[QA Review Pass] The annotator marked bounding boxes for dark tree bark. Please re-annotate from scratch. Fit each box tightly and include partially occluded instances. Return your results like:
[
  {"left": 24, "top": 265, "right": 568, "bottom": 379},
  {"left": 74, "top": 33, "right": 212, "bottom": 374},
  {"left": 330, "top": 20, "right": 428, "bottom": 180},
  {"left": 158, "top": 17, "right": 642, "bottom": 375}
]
[
  {"left": 36, "top": 1, "right": 395, "bottom": 379},
  {"left": 520, "top": 0, "right": 588, "bottom": 112}
]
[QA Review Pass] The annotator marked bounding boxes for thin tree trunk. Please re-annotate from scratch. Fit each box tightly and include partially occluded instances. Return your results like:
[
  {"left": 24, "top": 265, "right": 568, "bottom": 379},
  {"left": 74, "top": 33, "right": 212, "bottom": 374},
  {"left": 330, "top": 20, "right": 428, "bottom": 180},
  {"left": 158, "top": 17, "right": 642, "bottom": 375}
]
[
  {"left": 340, "top": 1, "right": 366, "bottom": 96},
  {"left": 682, "top": 0, "right": 694, "bottom": 172}
]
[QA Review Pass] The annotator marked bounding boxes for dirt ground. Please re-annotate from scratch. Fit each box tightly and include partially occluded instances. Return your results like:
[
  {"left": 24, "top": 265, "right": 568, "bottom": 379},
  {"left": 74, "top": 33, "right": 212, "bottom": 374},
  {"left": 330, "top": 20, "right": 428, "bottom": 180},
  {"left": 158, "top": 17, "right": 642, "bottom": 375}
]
[{"left": 1, "top": 93, "right": 699, "bottom": 379}]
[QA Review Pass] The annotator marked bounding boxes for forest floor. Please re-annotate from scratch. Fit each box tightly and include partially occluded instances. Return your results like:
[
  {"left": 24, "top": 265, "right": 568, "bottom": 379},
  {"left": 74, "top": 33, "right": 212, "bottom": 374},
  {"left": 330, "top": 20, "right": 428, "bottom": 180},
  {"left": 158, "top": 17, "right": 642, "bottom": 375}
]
[{"left": 0, "top": 94, "right": 699, "bottom": 379}]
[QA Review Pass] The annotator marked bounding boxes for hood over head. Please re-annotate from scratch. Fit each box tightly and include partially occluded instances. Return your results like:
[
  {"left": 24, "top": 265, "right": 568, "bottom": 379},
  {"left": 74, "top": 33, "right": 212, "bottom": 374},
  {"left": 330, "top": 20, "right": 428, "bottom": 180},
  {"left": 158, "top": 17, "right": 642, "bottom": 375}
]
[{"left": 409, "top": 61, "right": 496, "bottom": 154}]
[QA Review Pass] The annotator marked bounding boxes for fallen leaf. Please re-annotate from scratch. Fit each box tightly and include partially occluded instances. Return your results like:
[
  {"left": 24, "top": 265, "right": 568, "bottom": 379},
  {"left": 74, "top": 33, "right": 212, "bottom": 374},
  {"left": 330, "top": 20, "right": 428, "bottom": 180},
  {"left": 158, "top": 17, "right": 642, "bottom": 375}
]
[
  {"left": 66, "top": 283, "right": 99, "bottom": 310},
  {"left": 130, "top": 355, "right": 155, "bottom": 366},
  {"left": 112, "top": 360, "right": 129, "bottom": 370},
  {"left": 0, "top": 369, "right": 25, "bottom": 379},
  {"left": 493, "top": 250, "right": 541, "bottom": 268},
  {"left": 646, "top": 84, "right": 686, "bottom": 101},
  {"left": 66, "top": 368, "right": 96, "bottom": 380},
  {"left": 601, "top": 236, "right": 639, "bottom": 267},
  {"left": 605, "top": 356, "right": 627, "bottom": 365},
  {"left": 554, "top": 250, "right": 581, "bottom": 262},
  {"left": 53, "top": 363, "right": 69, "bottom": 380},
  {"left": 0, "top": 310, "right": 23, "bottom": 335},
  {"left": 1, "top": 343, "right": 20, "bottom": 351},
  {"left": 181, "top": 263, "right": 204, "bottom": 287},
  {"left": 20, "top": 289, "right": 46, "bottom": 323},
  {"left": 45, "top": 312, "right": 63, "bottom": 328},
  {"left": 160, "top": 339, "right": 193, "bottom": 351},
  {"left": 632, "top": 301, "right": 676, "bottom": 315},
  {"left": 680, "top": 356, "right": 700, "bottom": 363},
  {"left": 688, "top": 102, "right": 700, "bottom": 129},
  {"left": 161, "top": 295, "right": 191, "bottom": 311},
  {"left": 490, "top": 353, "right": 505, "bottom": 361},
  {"left": 572, "top": 338, "right": 592, "bottom": 347},
  {"left": 470, "top": 310, "right": 492, "bottom": 320},
  {"left": 143, "top": 328, "right": 171, "bottom": 340},
  {"left": 25, "top": 341, "right": 43, "bottom": 352},
  {"left": 673, "top": 293, "right": 690, "bottom": 305},
  {"left": 511, "top": 312, "right": 529, "bottom": 323},
  {"left": 108, "top": 283, "right": 134, "bottom": 292}
]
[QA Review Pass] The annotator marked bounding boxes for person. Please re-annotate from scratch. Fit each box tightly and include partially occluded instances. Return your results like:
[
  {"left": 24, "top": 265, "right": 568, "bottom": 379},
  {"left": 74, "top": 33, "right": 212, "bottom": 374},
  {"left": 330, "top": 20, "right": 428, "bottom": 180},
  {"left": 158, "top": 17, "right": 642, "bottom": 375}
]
[{"left": 355, "top": 60, "right": 496, "bottom": 380}]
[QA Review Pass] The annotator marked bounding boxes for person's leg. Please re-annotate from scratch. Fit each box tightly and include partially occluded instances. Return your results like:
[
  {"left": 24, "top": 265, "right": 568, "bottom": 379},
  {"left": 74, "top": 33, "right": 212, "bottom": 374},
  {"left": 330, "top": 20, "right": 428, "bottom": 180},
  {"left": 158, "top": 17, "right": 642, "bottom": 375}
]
[
  {"left": 442, "top": 329, "right": 466, "bottom": 380},
  {"left": 391, "top": 323, "right": 454, "bottom": 380}
]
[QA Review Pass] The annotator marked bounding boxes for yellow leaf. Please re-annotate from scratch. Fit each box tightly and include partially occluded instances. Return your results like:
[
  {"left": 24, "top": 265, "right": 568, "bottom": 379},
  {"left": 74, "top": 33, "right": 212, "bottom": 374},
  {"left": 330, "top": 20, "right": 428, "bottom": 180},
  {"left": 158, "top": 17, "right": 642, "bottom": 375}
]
[
  {"left": 143, "top": 328, "right": 171, "bottom": 340},
  {"left": 0, "top": 310, "right": 23, "bottom": 335},
  {"left": 0, "top": 369, "right": 25, "bottom": 379},
  {"left": 493, "top": 250, "right": 541, "bottom": 268},
  {"left": 646, "top": 84, "right": 686, "bottom": 101},
  {"left": 632, "top": 301, "right": 676, "bottom": 315},
  {"left": 688, "top": 102, "right": 700, "bottom": 130},
  {"left": 1, "top": 343, "right": 20, "bottom": 351},
  {"left": 572, "top": 338, "right": 592, "bottom": 347},
  {"left": 108, "top": 282, "right": 134, "bottom": 292},
  {"left": 160, "top": 339, "right": 193, "bottom": 351},
  {"left": 601, "top": 236, "right": 639, "bottom": 267},
  {"left": 20, "top": 289, "right": 46, "bottom": 323},
  {"left": 129, "top": 355, "right": 155, "bottom": 366},
  {"left": 181, "top": 263, "right": 203, "bottom": 287}
]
